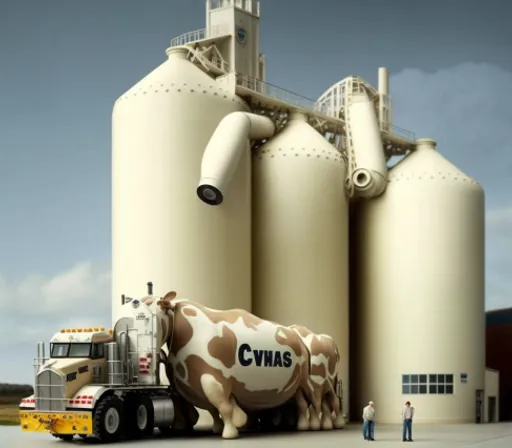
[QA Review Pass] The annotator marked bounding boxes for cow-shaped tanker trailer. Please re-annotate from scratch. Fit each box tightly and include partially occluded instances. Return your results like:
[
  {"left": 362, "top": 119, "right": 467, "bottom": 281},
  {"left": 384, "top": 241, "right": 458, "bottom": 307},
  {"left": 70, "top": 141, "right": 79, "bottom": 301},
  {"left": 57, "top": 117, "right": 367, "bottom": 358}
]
[{"left": 19, "top": 283, "right": 343, "bottom": 442}]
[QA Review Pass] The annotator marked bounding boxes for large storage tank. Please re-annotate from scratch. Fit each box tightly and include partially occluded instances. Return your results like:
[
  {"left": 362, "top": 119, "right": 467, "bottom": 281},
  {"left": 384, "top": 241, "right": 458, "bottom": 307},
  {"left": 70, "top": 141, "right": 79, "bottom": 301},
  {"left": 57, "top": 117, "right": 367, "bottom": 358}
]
[
  {"left": 350, "top": 138, "right": 485, "bottom": 423},
  {"left": 252, "top": 112, "right": 350, "bottom": 414},
  {"left": 112, "top": 47, "right": 251, "bottom": 322}
]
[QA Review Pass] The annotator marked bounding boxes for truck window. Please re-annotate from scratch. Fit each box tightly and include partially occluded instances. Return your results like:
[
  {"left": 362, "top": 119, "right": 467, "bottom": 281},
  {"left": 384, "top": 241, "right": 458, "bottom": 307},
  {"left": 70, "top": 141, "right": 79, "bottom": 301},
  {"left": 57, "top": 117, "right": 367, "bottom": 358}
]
[
  {"left": 50, "top": 343, "right": 70, "bottom": 358},
  {"left": 91, "top": 343, "right": 105, "bottom": 359},
  {"left": 68, "top": 343, "right": 92, "bottom": 358},
  {"left": 50, "top": 343, "right": 92, "bottom": 358}
]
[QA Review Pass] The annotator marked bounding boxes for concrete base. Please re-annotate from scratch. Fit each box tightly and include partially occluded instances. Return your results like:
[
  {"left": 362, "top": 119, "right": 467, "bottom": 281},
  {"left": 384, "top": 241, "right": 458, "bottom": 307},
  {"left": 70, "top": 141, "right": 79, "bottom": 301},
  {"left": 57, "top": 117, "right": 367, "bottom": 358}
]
[{"left": 7, "top": 421, "right": 512, "bottom": 447}]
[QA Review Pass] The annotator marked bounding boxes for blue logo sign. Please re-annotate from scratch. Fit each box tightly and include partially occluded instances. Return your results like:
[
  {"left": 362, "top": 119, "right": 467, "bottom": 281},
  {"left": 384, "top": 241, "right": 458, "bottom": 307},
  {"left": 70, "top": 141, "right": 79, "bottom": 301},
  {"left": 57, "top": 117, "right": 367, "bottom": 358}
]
[
  {"left": 237, "top": 343, "right": 292, "bottom": 368},
  {"left": 236, "top": 26, "right": 247, "bottom": 44}
]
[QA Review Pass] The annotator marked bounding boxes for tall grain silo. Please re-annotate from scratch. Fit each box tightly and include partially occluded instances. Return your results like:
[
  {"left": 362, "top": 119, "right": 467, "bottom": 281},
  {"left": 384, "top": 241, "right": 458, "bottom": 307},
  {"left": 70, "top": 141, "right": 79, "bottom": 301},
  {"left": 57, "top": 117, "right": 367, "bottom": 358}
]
[
  {"left": 350, "top": 138, "right": 485, "bottom": 423},
  {"left": 112, "top": 47, "right": 252, "bottom": 322},
  {"left": 251, "top": 112, "right": 350, "bottom": 414}
]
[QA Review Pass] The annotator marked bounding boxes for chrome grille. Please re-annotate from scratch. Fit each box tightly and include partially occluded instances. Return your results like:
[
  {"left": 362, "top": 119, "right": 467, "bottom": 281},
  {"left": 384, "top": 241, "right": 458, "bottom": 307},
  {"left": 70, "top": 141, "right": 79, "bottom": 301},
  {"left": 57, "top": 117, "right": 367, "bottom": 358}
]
[{"left": 35, "top": 369, "right": 66, "bottom": 411}]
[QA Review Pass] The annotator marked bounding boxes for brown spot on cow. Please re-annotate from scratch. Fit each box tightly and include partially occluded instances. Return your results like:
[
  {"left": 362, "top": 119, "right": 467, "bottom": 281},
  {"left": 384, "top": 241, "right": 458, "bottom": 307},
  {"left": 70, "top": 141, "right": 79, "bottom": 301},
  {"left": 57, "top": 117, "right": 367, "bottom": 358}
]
[
  {"left": 169, "top": 303, "right": 194, "bottom": 356},
  {"left": 182, "top": 307, "right": 197, "bottom": 317},
  {"left": 311, "top": 362, "right": 327, "bottom": 378},
  {"left": 207, "top": 325, "right": 237, "bottom": 368},
  {"left": 327, "top": 353, "right": 337, "bottom": 376},
  {"left": 160, "top": 318, "right": 168, "bottom": 342},
  {"left": 185, "top": 301, "right": 262, "bottom": 330},
  {"left": 292, "top": 325, "right": 310, "bottom": 339},
  {"left": 176, "top": 362, "right": 186, "bottom": 379},
  {"left": 309, "top": 335, "right": 325, "bottom": 357},
  {"left": 275, "top": 327, "right": 302, "bottom": 357}
]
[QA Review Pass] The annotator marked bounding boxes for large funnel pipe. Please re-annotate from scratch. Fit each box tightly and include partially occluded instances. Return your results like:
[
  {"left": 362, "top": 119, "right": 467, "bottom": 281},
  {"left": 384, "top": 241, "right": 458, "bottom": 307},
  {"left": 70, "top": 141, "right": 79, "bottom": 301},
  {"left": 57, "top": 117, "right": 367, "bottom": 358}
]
[
  {"left": 197, "top": 112, "right": 275, "bottom": 206},
  {"left": 348, "top": 92, "right": 388, "bottom": 198}
]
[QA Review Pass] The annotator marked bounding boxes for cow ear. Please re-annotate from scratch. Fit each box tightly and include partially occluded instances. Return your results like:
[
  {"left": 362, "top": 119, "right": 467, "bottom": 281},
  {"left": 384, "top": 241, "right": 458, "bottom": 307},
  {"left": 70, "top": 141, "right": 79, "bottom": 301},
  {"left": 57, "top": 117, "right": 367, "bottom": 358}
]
[{"left": 163, "top": 291, "right": 177, "bottom": 301}]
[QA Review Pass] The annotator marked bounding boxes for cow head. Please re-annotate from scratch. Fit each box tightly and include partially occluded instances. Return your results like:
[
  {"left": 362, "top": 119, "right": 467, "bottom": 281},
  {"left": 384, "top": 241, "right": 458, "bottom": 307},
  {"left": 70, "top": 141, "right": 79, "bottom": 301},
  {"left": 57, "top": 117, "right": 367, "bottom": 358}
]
[{"left": 156, "top": 291, "right": 177, "bottom": 311}]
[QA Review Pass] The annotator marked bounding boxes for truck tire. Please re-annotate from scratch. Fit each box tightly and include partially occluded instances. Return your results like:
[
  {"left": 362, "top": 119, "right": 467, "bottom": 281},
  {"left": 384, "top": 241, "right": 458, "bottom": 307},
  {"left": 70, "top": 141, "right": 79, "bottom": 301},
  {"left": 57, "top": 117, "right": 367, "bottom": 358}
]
[
  {"left": 125, "top": 395, "right": 154, "bottom": 438},
  {"left": 51, "top": 433, "right": 73, "bottom": 441},
  {"left": 93, "top": 395, "right": 125, "bottom": 443}
]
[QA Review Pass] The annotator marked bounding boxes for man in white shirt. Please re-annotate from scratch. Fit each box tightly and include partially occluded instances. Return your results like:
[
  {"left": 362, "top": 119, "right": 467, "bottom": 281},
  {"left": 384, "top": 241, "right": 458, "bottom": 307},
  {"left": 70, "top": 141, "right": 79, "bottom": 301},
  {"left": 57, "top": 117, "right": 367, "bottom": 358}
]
[
  {"left": 401, "top": 401, "right": 415, "bottom": 441},
  {"left": 362, "top": 401, "right": 376, "bottom": 441}
]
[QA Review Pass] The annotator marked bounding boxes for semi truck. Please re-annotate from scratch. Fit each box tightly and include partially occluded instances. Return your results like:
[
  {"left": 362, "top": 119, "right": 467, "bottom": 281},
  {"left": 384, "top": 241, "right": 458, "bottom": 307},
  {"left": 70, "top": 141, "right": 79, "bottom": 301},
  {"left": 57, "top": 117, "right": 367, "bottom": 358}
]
[{"left": 19, "top": 283, "right": 343, "bottom": 442}]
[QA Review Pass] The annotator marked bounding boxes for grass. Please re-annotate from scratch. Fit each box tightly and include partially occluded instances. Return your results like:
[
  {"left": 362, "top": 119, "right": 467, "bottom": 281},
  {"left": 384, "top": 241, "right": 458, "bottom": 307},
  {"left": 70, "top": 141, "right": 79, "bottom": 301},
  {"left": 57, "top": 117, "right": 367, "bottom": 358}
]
[
  {"left": 0, "top": 405, "right": 20, "bottom": 426},
  {"left": 0, "top": 397, "right": 23, "bottom": 426}
]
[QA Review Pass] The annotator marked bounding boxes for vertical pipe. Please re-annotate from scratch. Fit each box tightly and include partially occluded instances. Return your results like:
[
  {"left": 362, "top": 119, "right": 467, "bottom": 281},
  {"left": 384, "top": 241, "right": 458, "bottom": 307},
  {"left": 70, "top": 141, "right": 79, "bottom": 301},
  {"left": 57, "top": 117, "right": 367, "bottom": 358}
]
[
  {"left": 378, "top": 67, "right": 389, "bottom": 96},
  {"left": 378, "top": 67, "right": 390, "bottom": 132},
  {"left": 205, "top": 0, "right": 211, "bottom": 36}
]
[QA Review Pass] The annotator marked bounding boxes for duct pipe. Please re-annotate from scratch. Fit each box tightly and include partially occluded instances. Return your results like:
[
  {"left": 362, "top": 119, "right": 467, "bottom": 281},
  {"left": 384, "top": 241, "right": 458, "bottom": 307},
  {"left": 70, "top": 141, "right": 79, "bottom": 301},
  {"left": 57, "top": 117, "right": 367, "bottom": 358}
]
[
  {"left": 197, "top": 112, "right": 275, "bottom": 205},
  {"left": 348, "top": 92, "right": 388, "bottom": 198}
]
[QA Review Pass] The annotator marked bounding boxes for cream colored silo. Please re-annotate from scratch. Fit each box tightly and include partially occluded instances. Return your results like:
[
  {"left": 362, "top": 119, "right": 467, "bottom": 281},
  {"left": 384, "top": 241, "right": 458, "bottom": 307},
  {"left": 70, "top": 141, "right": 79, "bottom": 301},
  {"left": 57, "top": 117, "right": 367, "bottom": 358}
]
[
  {"left": 351, "top": 138, "right": 485, "bottom": 423},
  {"left": 252, "top": 112, "right": 350, "bottom": 413},
  {"left": 112, "top": 48, "right": 251, "bottom": 322}
]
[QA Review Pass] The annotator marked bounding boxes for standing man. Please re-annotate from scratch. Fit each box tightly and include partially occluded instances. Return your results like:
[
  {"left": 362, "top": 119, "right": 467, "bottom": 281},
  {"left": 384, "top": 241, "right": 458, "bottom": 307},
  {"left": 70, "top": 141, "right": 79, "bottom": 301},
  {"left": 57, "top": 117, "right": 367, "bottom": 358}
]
[
  {"left": 362, "top": 401, "right": 376, "bottom": 441},
  {"left": 401, "top": 401, "right": 415, "bottom": 441}
]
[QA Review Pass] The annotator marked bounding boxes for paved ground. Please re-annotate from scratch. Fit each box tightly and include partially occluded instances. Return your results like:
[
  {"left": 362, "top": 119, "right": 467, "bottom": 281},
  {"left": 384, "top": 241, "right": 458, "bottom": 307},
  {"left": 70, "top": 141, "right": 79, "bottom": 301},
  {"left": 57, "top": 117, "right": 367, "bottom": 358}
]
[{"left": 4, "top": 423, "right": 512, "bottom": 447}]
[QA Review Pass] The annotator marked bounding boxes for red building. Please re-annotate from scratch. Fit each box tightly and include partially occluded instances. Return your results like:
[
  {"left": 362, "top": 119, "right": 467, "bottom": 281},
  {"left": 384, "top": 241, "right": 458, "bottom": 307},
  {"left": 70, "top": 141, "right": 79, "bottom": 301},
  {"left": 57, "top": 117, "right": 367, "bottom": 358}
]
[{"left": 486, "top": 308, "right": 512, "bottom": 421}]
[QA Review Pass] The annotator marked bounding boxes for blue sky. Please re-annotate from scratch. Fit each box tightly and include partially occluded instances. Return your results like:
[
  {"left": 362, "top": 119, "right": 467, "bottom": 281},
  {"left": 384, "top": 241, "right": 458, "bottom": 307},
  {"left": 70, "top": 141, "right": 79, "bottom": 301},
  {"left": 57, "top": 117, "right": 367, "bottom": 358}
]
[{"left": 0, "top": 0, "right": 511, "bottom": 383}]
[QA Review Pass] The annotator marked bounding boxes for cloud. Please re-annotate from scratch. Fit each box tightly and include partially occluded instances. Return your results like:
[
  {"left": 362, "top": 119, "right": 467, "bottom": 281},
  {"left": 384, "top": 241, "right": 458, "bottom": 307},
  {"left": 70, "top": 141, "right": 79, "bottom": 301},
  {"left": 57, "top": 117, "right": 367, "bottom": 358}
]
[
  {"left": 0, "top": 260, "right": 110, "bottom": 383},
  {"left": 390, "top": 63, "right": 512, "bottom": 311}
]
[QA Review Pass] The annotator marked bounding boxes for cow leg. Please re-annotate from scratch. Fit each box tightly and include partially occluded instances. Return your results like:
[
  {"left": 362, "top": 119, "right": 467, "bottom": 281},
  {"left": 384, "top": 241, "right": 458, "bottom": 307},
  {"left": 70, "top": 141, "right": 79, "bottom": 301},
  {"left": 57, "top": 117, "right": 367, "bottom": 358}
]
[
  {"left": 208, "top": 408, "right": 224, "bottom": 434},
  {"left": 327, "top": 384, "right": 345, "bottom": 429},
  {"left": 295, "top": 390, "right": 310, "bottom": 431},
  {"left": 321, "top": 398, "right": 334, "bottom": 430},
  {"left": 308, "top": 388, "right": 322, "bottom": 430},
  {"left": 230, "top": 396, "right": 248, "bottom": 428},
  {"left": 200, "top": 374, "right": 239, "bottom": 439}
]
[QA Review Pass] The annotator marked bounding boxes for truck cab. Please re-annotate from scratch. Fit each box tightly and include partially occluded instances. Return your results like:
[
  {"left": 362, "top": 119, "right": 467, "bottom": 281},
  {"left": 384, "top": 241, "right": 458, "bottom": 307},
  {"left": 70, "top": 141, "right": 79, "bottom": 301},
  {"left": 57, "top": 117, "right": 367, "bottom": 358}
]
[{"left": 42, "top": 328, "right": 114, "bottom": 403}]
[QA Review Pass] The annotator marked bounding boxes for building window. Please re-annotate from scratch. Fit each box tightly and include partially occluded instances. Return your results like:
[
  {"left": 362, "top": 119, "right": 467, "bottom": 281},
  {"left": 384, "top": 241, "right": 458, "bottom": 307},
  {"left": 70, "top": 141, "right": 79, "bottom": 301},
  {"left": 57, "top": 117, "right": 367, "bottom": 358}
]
[{"left": 402, "top": 373, "right": 454, "bottom": 395}]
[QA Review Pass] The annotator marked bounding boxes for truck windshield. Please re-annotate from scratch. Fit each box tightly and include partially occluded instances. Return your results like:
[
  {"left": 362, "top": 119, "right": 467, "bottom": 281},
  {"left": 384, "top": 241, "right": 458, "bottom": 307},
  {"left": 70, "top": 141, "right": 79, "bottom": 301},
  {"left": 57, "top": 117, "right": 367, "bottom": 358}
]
[{"left": 50, "top": 343, "right": 92, "bottom": 358}]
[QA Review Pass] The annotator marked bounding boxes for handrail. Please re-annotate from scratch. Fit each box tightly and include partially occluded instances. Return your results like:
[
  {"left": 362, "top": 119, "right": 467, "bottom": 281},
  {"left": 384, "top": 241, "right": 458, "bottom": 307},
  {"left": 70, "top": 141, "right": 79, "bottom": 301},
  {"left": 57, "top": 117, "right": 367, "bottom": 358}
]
[
  {"left": 170, "top": 24, "right": 230, "bottom": 48},
  {"left": 236, "top": 74, "right": 317, "bottom": 109}
]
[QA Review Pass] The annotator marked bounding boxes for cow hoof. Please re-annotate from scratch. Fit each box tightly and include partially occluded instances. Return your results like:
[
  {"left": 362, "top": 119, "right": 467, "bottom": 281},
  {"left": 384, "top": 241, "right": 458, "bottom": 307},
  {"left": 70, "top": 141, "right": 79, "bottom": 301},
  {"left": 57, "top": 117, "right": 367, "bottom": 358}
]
[
  {"left": 322, "top": 417, "right": 333, "bottom": 430},
  {"left": 297, "top": 418, "right": 309, "bottom": 431},
  {"left": 310, "top": 418, "right": 321, "bottom": 431},
  {"left": 333, "top": 416, "right": 345, "bottom": 429},
  {"left": 221, "top": 425, "right": 239, "bottom": 439}
]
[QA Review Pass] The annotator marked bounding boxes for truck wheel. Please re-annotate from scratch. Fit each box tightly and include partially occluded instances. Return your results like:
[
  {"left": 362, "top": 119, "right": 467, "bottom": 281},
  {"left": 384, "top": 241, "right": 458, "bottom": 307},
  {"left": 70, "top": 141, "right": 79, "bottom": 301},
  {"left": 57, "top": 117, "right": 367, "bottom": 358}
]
[
  {"left": 51, "top": 433, "right": 73, "bottom": 441},
  {"left": 125, "top": 395, "right": 154, "bottom": 438},
  {"left": 93, "top": 395, "right": 125, "bottom": 443}
]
